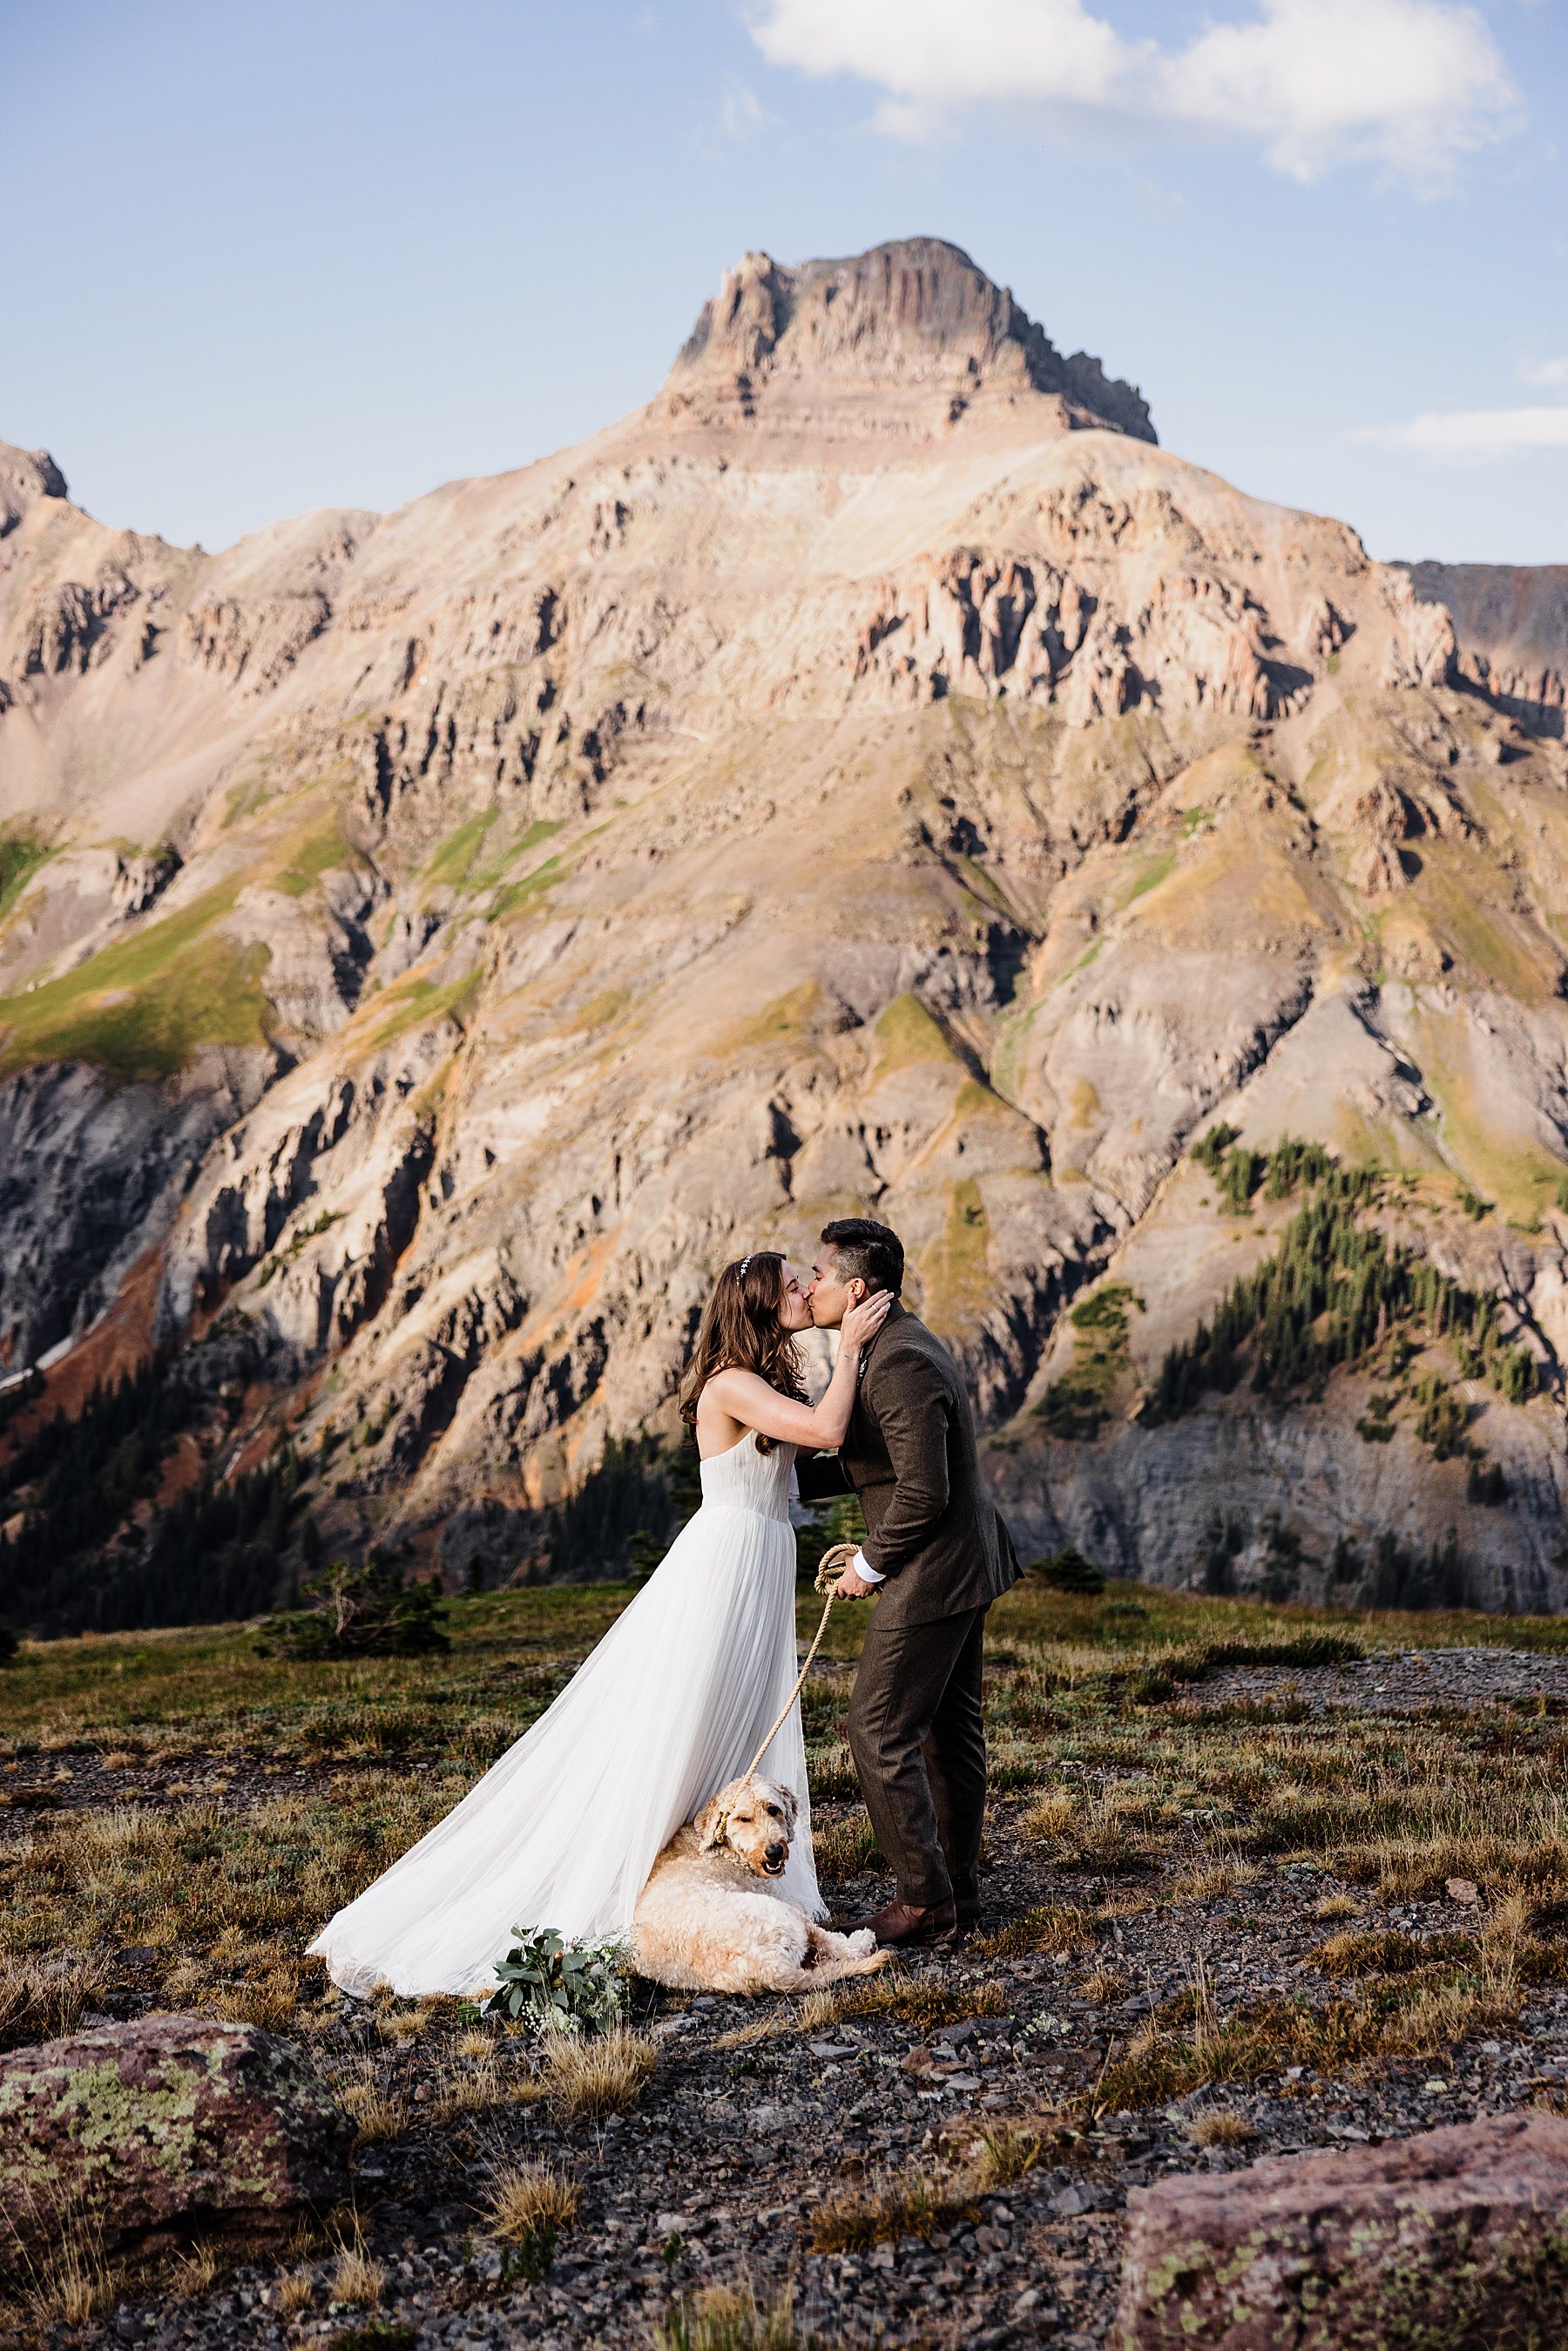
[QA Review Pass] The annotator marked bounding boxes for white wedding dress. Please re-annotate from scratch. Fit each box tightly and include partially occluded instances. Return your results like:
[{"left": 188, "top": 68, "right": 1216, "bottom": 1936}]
[{"left": 308, "top": 1432, "right": 823, "bottom": 1996}]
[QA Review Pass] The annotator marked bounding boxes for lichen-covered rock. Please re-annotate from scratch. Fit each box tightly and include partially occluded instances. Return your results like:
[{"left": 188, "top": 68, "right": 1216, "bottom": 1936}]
[
  {"left": 0, "top": 2013, "right": 352, "bottom": 2253},
  {"left": 1116, "top": 2112, "right": 1568, "bottom": 2350}
]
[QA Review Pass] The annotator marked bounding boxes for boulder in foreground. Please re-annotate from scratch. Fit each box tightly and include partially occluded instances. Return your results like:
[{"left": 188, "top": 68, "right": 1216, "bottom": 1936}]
[
  {"left": 0, "top": 2013, "right": 352, "bottom": 2253},
  {"left": 1116, "top": 2110, "right": 1568, "bottom": 2349}
]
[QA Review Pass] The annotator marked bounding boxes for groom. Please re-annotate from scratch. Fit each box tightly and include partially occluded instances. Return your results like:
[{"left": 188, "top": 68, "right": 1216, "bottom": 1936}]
[{"left": 800, "top": 1217, "right": 1019, "bottom": 1948}]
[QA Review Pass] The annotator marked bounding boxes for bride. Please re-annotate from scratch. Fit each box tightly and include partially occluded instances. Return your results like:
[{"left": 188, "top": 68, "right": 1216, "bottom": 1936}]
[{"left": 308, "top": 1251, "right": 890, "bottom": 1996}]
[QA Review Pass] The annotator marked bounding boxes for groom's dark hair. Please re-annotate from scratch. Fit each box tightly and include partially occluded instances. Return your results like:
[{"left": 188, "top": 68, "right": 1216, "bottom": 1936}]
[{"left": 821, "top": 1217, "right": 903, "bottom": 1297}]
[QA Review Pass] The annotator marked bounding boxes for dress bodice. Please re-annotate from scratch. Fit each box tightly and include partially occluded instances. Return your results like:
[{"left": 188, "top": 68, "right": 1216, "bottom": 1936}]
[{"left": 699, "top": 1429, "right": 795, "bottom": 1524}]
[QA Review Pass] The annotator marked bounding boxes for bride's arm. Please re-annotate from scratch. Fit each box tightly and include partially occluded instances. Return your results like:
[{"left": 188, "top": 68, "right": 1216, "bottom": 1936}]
[{"left": 705, "top": 1291, "right": 891, "bottom": 1447}]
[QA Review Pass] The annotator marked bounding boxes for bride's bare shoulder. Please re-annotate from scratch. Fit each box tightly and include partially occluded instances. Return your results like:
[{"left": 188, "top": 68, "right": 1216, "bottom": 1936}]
[{"left": 694, "top": 1369, "right": 747, "bottom": 1453}]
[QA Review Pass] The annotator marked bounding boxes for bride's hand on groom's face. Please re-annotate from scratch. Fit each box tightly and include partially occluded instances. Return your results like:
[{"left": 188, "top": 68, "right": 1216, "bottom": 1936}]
[{"left": 841, "top": 1290, "right": 892, "bottom": 1350}]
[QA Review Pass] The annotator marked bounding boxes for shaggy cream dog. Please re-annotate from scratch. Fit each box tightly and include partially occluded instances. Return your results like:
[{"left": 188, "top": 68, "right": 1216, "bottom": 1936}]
[{"left": 632, "top": 1773, "right": 890, "bottom": 1995}]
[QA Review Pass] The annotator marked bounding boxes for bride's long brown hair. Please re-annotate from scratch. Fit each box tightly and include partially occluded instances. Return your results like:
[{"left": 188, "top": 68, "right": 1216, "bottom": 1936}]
[{"left": 679, "top": 1251, "right": 806, "bottom": 1453}]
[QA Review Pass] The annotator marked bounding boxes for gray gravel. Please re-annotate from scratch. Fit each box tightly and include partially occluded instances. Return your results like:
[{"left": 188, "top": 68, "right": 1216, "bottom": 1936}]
[{"left": 1195, "top": 1644, "right": 1568, "bottom": 1717}]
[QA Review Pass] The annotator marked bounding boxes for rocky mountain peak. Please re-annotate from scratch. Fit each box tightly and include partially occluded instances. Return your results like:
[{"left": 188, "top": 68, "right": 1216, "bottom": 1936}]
[
  {"left": 7, "top": 235, "right": 1568, "bottom": 1633},
  {"left": 658, "top": 236, "right": 1156, "bottom": 445},
  {"left": 0, "top": 441, "right": 69, "bottom": 533}
]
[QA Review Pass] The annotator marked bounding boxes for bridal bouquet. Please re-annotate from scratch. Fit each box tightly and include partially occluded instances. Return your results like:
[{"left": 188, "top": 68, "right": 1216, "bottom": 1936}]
[{"left": 484, "top": 1927, "right": 629, "bottom": 2036}]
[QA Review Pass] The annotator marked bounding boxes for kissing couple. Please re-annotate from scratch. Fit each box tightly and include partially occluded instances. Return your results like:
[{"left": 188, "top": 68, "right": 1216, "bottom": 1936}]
[{"left": 309, "top": 1216, "right": 1020, "bottom": 1996}]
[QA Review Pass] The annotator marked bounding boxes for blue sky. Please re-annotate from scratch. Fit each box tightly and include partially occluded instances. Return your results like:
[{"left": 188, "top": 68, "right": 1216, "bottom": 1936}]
[{"left": 3, "top": 0, "right": 1565, "bottom": 563}]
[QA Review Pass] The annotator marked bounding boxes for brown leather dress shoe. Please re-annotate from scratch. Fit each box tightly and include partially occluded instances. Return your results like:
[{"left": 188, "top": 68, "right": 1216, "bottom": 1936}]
[
  {"left": 854, "top": 1898, "right": 957, "bottom": 1948},
  {"left": 952, "top": 1898, "right": 983, "bottom": 1937}
]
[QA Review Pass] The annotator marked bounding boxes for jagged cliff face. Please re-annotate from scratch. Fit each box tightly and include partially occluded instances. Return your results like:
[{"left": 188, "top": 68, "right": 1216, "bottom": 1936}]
[
  {"left": 1401, "top": 560, "right": 1567, "bottom": 731},
  {"left": 2, "top": 237, "right": 1566, "bottom": 1609}
]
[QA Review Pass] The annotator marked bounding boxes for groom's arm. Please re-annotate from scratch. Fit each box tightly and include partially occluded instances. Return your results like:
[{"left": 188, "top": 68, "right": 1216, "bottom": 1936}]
[
  {"left": 794, "top": 1450, "right": 853, "bottom": 1505},
  {"left": 857, "top": 1350, "right": 951, "bottom": 1579}
]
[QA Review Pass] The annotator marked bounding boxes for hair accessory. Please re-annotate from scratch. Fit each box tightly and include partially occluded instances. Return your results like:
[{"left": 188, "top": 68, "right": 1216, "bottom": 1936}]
[{"left": 739, "top": 1255, "right": 753, "bottom": 1277}]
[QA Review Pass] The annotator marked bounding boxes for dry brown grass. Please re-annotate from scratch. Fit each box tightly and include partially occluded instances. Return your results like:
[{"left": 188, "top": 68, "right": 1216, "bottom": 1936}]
[
  {"left": 1376, "top": 1972, "right": 1521, "bottom": 2059},
  {"left": 813, "top": 1817, "right": 882, "bottom": 1886},
  {"left": 328, "top": 2244, "right": 385, "bottom": 2307},
  {"left": 795, "top": 1988, "right": 846, "bottom": 2035},
  {"left": 808, "top": 2124, "right": 1038, "bottom": 2253},
  {"left": 50, "top": 2255, "right": 111, "bottom": 2329},
  {"left": 226, "top": 1961, "right": 305, "bottom": 2032},
  {"left": 335, "top": 2057, "right": 409, "bottom": 2144},
  {"left": 1022, "top": 1782, "right": 1174, "bottom": 1873},
  {"left": 5, "top": 2194, "right": 115, "bottom": 2332},
  {"left": 971, "top": 1902, "right": 1096, "bottom": 1961},
  {"left": 1018, "top": 1789, "right": 1075, "bottom": 1839},
  {"left": 1308, "top": 1928, "right": 1478, "bottom": 1978},
  {"left": 172, "top": 2237, "right": 220, "bottom": 2296},
  {"left": 1094, "top": 1950, "right": 1525, "bottom": 2114},
  {"left": 652, "top": 2275, "right": 800, "bottom": 2351},
  {"left": 0, "top": 1953, "right": 110, "bottom": 2054},
  {"left": 710, "top": 1968, "right": 996, "bottom": 2056},
  {"left": 809, "top": 2158, "right": 982, "bottom": 2253},
  {"left": 1168, "top": 1860, "right": 1260, "bottom": 1904},
  {"left": 536, "top": 2026, "right": 657, "bottom": 2119},
  {"left": 272, "top": 2266, "right": 315, "bottom": 2315},
  {"left": 433, "top": 2052, "right": 516, "bottom": 2124},
  {"left": 803, "top": 1744, "right": 859, "bottom": 1803},
  {"left": 827, "top": 1971, "right": 1011, "bottom": 2039},
  {"left": 1190, "top": 2109, "right": 1255, "bottom": 2147},
  {"left": 1080, "top": 1968, "right": 1126, "bottom": 2006},
  {"left": 1313, "top": 1892, "right": 1362, "bottom": 1920},
  {"left": 483, "top": 2159, "right": 581, "bottom": 2243},
  {"left": 1338, "top": 1826, "right": 1568, "bottom": 1905},
  {"left": 972, "top": 2123, "right": 1044, "bottom": 2185}
]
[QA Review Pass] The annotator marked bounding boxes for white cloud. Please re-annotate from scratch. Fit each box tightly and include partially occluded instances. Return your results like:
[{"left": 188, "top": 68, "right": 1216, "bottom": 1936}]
[
  {"left": 747, "top": 0, "right": 1519, "bottom": 183},
  {"left": 1520, "top": 356, "right": 1568, "bottom": 389},
  {"left": 1356, "top": 405, "right": 1568, "bottom": 458}
]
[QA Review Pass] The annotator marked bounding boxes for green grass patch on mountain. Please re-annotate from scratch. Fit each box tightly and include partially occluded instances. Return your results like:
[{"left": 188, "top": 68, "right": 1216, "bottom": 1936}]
[
  {"left": 1331, "top": 1098, "right": 1446, "bottom": 1178},
  {"left": 425, "top": 811, "right": 499, "bottom": 891},
  {"left": 0, "top": 823, "right": 52, "bottom": 921},
  {"left": 358, "top": 968, "right": 481, "bottom": 1052},
  {"left": 490, "top": 852, "right": 569, "bottom": 921},
  {"left": 1416, "top": 854, "right": 1559, "bottom": 1003},
  {"left": 1124, "top": 850, "right": 1177, "bottom": 906},
  {"left": 725, "top": 979, "right": 832, "bottom": 1054},
  {"left": 0, "top": 884, "right": 271, "bottom": 1085},
  {"left": 950, "top": 1075, "right": 1025, "bottom": 1128},
  {"left": 570, "top": 986, "right": 632, "bottom": 1033},
  {"left": 990, "top": 998, "right": 1042, "bottom": 1101},
  {"left": 1037, "top": 1281, "right": 1142, "bottom": 1440},
  {"left": 274, "top": 811, "right": 354, "bottom": 898},
  {"left": 870, "top": 991, "right": 958, "bottom": 1082},
  {"left": 470, "top": 816, "right": 564, "bottom": 891},
  {"left": 222, "top": 774, "right": 275, "bottom": 826},
  {"left": 1410, "top": 1021, "right": 1566, "bottom": 1226},
  {"left": 920, "top": 1177, "right": 991, "bottom": 1331}
]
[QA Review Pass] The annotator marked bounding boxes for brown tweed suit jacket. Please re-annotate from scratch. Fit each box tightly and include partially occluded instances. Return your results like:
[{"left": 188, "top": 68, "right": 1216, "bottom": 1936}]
[{"left": 798, "top": 1300, "right": 1019, "bottom": 1629}]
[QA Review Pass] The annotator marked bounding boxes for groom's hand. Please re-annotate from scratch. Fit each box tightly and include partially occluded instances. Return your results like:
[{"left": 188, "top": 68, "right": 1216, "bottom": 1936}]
[{"left": 834, "top": 1566, "right": 878, "bottom": 1600}]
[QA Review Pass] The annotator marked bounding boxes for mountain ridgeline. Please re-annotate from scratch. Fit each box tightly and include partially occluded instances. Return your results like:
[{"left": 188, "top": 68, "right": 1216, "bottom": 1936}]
[{"left": 1, "top": 235, "right": 1565, "bottom": 1635}]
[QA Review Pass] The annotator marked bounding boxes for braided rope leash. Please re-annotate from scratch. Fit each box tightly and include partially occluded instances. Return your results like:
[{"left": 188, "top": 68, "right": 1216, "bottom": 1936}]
[{"left": 712, "top": 1541, "right": 863, "bottom": 1851}]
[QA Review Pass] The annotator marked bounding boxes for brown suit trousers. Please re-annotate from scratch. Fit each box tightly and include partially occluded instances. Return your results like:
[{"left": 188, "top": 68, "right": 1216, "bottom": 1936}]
[{"left": 796, "top": 1303, "right": 1019, "bottom": 1908}]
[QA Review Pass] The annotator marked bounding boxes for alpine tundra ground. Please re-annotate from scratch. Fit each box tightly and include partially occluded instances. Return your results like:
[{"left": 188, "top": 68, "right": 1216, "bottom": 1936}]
[{"left": 4, "top": 1579, "right": 1568, "bottom": 2349}]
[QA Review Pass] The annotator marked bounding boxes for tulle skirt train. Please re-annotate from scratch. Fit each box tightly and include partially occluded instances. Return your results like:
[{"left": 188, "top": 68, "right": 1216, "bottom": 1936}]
[{"left": 307, "top": 1491, "right": 821, "bottom": 1997}]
